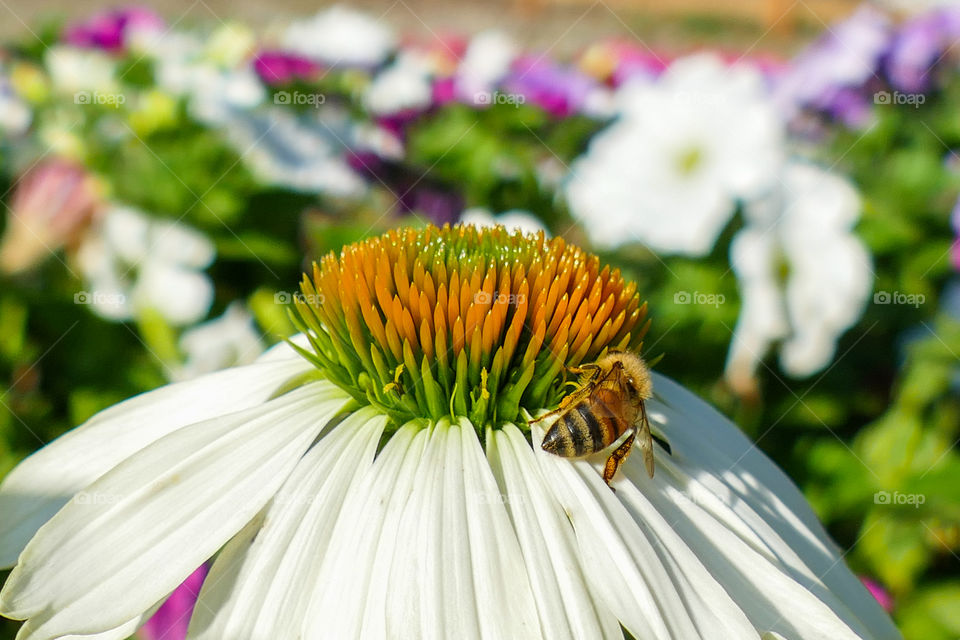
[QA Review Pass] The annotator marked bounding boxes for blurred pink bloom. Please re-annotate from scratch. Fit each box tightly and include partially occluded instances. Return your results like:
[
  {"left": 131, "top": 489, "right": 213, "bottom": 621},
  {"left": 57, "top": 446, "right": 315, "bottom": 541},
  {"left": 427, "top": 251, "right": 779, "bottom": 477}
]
[
  {"left": 253, "top": 50, "right": 321, "bottom": 86},
  {"left": 63, "top": 7, "right": 165, "bottom": 53},
  {"left": 137, "top": 565, "right": 208, "bottom": 640},
  {"left": 578, "top": 40, "right": 668, "bottom": 85},
  {"left": 0, "top": 159, "right": 101, "bottom": 274},
  {"left": 860, "top": 576, "right": 894, "bottom": 613}
]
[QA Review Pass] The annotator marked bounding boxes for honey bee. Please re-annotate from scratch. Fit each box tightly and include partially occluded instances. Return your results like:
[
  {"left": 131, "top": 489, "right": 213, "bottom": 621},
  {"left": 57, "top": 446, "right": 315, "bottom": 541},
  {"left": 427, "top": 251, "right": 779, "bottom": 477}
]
[{"left": 533, "top": 350, "right": 667, "bottom": 486}]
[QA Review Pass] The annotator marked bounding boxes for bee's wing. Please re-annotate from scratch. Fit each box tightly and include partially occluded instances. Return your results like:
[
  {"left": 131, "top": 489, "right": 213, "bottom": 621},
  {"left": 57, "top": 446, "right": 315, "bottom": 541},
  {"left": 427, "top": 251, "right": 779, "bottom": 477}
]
[{"left": 637, "top": 401, "right": 655, "bottom": 478}]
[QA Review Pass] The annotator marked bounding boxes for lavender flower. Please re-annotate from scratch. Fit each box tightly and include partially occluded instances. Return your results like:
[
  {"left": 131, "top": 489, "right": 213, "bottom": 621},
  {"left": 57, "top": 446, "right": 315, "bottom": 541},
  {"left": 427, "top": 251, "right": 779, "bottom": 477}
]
[
  {"left": 886, "top": 7, "right": 960, "bottom": 93},
  {"left": 501, "top": 55, "right": 604, "bottom": 117},
  {"left": 774, "top": 5, "right": 891, "bottom": 127}
]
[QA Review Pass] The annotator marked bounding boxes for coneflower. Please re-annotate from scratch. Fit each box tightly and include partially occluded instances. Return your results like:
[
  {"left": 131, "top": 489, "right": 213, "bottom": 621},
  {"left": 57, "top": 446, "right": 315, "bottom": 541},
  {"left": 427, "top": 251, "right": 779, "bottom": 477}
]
[{"left": 0, "top": 225, "right": 899, "bottom": 639}]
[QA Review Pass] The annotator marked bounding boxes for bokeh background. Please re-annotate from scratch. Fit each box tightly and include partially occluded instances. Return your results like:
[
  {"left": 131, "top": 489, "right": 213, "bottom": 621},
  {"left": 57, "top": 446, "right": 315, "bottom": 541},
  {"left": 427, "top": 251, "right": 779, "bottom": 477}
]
[{"left": 0, "top": 1, "right": 958, "bottom": 638}]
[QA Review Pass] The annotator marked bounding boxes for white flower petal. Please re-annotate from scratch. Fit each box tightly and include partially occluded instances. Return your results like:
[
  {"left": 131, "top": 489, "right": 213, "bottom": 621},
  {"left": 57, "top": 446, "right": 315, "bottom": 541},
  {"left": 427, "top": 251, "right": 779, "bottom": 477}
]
[
  {"left": 0, "top": 382, "right": 349, "bottom": 639},
  {"left": 531, "top": 421, "right": 738, "bottom": 640},
  {"left": 0, "top": 357, "right": 312, "bottom": 569},
  {"left": 59, "top": 615, "right": 144, "bottom": 640},
  {"left": 188, "top": 408, "right": 387, "bottom": 639},
  {"left": 650, "top": 372, "right": 901, "bottom": 639},
  {"left": 149, "top": 219, "right": 216, "bottom": 269},
  {"left": 134, "top": 260, "right": 214, "bottom": 326},
  {"left": 303, "top": 424, "right": 426, "bottom": 637},
  {"left": 621, "top": 455, "right": 862, "bottom": 639},
  {"left": 488, "top": 424, "right": 622, "bottom": 640}
]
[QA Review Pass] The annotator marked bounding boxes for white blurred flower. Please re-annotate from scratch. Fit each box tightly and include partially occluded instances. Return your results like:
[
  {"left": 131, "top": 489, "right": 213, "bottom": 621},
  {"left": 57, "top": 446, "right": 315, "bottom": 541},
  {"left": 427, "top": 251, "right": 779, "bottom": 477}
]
[
  {"left": 725, "top": 161, "right": 872, "bottom": 392},
  {"left": 172, "top": 302, "right": 265, "bottom": 381},
  {"left": 224, "top": 107, "right": 366, "bottom": 197},
  {"left": 460, "top": 207, "right": 548, "bottom": 235},
  {"left": 140, "top": 28, "right": 264, "bottom": 126},
  {"left": 566, "top": 53, "right": 784, "bottom": 255},
  {"left": 284, "top": 6, "right": 396, "bottom": 67},
  {"left": 456, "top": 30, "right": 518, "bottom": 101},
  {"left": 77, "top": 206, "right": 216, "bottom": 326},
  {"left": 0, "top": 83, "right": 30, "bottom": 135},
  {"left": 365, "top": 52, "right": 433, "bottom": 116},
  {"left": 44, "top": 46, "right": 117, "bottom": 94}
]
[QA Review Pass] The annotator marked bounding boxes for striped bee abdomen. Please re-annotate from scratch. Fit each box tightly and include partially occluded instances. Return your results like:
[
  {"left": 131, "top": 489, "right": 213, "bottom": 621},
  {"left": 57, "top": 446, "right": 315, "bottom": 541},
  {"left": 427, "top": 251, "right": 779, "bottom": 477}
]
[{"left": 541, "top": 397, "right": 625, "bottom": 458}]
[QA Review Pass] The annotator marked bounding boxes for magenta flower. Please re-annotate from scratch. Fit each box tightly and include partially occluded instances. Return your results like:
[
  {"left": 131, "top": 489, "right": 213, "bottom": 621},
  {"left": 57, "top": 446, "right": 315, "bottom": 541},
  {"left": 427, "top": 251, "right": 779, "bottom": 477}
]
[
  {"left": 859, "top": 577, "right": 894, "bottom": 613},
  {"left": 62, "top": 7, "right": 164, "bottom": 53},
  {"left": 137, "top": 565, "right": 208, "bottom": 640},
  {"left": 952, "top": 196, "right": 960, "bottom": 270},
  {"left": 253, "top": 50, "right": 322, "bottom": 86}
]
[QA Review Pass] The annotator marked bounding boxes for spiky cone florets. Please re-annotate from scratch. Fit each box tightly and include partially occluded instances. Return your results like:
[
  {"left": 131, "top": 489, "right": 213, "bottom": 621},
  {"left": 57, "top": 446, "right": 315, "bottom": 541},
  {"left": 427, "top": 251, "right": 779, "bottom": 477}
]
[{"left": 291, "top": 224, "right": 649, "bottom": 429}]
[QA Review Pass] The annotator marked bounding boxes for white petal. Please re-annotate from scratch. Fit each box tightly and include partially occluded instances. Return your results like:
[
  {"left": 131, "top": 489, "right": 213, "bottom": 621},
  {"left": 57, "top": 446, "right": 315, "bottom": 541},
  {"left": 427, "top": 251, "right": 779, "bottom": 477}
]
[
  {"left": 0, "top": 357, "right": 312, "bottom": 568},
  {"left": 649, "top": 372, "right": 901, "bottom": 640},
  {"left": 487, "top": 424, "right": 622, "bottom": 640},
  {"left": 452, "top": 418, "right": 540, "bottom": 639},
  {"left": 187, "top": 408, "right": 387, "bottom": 639},
  {"left": 531, "top": 421, "right": 740, "bottom": 640},
  {"left": 621, "top": 455, "right": 862, "bottom": 639},
  {"left": 134, "top": 260, "right": 214, "bottom": 326},
  {"left": 303, "top": 424, "right": 427, "bottom": 638},
  {"left": 0, "top": 382, "right": 349, "bottom": 639}
]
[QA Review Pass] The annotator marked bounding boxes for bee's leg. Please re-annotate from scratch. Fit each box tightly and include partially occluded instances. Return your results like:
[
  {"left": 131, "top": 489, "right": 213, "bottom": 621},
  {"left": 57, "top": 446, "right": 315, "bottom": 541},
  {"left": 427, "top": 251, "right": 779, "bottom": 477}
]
[
  {"left": 602, "top": 430, "right": 636, "bottom": 487},
  {"left": 566, "top": 363, "right": 600, "bottom": 376}
]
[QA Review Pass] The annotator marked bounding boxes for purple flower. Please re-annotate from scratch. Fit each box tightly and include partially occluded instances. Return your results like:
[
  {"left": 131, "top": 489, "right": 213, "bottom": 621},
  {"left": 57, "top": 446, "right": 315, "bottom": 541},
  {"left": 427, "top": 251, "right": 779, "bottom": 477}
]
[
  {"left": 774, "top": 5, "right": 891, "bottom": 126},
  {"left": 137, "top": 565, "right": 208, "bottom": 640},
  {"left": 887, "top": 7, "right": 960, "bottom": 93},
  {"left": 63, "top": 7, "right": 164, "bottom": 53},
  {"left": 501, "top": 55, "right": 599, "bottom": 117},
  {"left": 952, "top": 195, "right": 960, "bottom": 270},
  {"left": 253, "top": 50, "right": 321, "bottom": 86},
  {"left": 399, "top": 185, "right": 463, "bottom": 225},
  {"left": 859, "top": 577, "right": 894, "bottom": 613}
]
